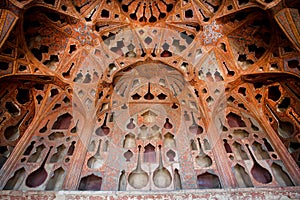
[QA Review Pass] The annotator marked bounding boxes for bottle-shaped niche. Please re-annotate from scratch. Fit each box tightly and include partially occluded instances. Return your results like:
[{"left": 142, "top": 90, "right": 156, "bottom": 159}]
[
  {"left": 128, "top": 145, "right": 149, "bottom": 189},
  {"left": 195, "top": 138, "right": 212, "bottom": 168},
  {"left": 127, "top": 118, "right": 136, "bottom": 129},
  {"left": 4, "top": 111, "right": 29, "bottom": 141},
  {"left": 96, "top": 113, "right": 110, "bottom": 136},
  {"left": 153, "top": 145, "right": 172, "bottom": 188},
  {"left": 87, "top": 139, "right": 104, "bottom": 169},
  {"left": 144, "top": 82, "right": 154, "bottom": 100},
  {"left": 174, "top": 168, "right": 182, "bottom": 190},
  {"left": 189, "top": 112, "right": 203, "bottom": 134},
  {"left": 25, "top": 146, "right": 53, "bottom": 187},
  {"left": 246, "top": 144, "right": 272, "bottom": 184},
  {"left": 118, "top": 170, "right": 127, "bottom": 191},
  {"left": 163, "top": 118, "right": 173, "bottom": 129}
]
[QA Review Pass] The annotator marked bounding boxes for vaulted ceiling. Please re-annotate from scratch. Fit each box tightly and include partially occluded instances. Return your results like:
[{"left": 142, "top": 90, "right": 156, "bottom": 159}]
[{"left": 0, "top": 0, "right": 299, "bottom": 192}]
